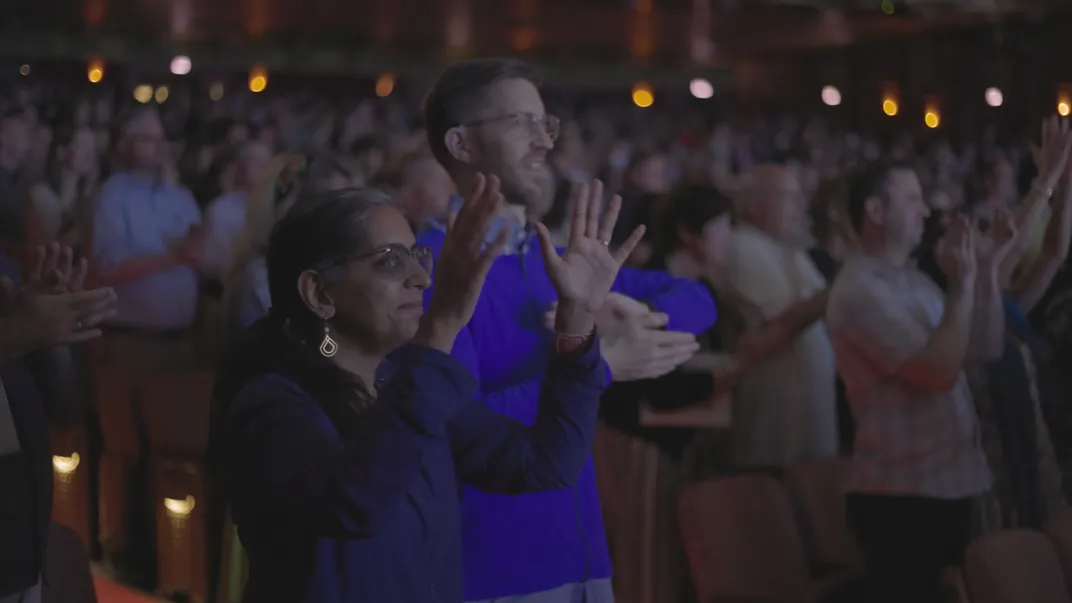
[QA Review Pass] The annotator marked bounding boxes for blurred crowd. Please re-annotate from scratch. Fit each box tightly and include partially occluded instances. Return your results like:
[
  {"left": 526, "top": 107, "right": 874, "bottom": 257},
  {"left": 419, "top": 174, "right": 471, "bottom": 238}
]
[{"left": 3, "top": 64, "right": 1072, "bottom": 603}]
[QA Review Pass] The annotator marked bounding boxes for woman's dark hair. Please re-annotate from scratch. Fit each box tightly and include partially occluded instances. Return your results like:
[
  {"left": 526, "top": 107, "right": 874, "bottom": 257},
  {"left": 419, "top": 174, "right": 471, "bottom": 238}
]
[
  {"left": 211, "top": 186, "right": 396, "bottom": 443},
  {"left": 811, "top": 178, "right": 849, "bottom": 247},
  {"left": 651, "top": 184, "right": 733, "bottom": 258}
]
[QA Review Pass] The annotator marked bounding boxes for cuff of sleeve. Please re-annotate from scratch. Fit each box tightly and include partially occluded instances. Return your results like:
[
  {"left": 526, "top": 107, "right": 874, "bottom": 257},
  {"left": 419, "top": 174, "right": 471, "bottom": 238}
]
[{"left": 549, "top": 335, "right": 608, "bottom": 391}]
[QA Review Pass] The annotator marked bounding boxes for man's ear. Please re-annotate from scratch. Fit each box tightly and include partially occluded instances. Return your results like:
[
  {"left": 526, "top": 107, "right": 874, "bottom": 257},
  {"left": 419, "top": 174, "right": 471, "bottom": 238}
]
[
  {"left": 296, "top": 269, "right": 337, "bottom": 321},
  {"left": 864, "top": 194, "right": 884, "bottom": 226},
  {"left": 444, "top": 127, "right": 471, "bottom": 164}
]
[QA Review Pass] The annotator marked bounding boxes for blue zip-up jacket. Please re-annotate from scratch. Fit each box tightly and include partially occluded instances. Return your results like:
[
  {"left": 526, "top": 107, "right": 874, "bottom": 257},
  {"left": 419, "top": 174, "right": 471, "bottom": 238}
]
[
  {"left": 224, "top": 340, "right": 607, "bottom": 603},
  {"left": 418, "top": 221, "right": 717, "bottom": 600}
]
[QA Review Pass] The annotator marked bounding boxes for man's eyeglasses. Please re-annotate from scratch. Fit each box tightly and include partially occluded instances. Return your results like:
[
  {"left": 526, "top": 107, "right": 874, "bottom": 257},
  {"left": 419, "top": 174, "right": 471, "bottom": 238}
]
[{"left": 462, "top": 112, "right": 560, "bottom": 143}]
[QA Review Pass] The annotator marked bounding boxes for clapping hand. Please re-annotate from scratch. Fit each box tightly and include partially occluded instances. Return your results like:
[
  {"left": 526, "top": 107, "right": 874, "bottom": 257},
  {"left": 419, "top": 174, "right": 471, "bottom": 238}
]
[
  {"left": 542, "top": 292, "right": 651, "bottom": 332},
  {"left": 534, "top": 179, "right": 644, "bottom": 334},
  {"left": 935, "top": 214, "right": 978, "bottom": 289},
  {"left": 416, "top": 174, "right": 509, "bottom": 353},
  {"left": 0, "top": 244, "right": 116, "bottom": 355},
  {"left": 975, "top": 208, "right": 1018, "bottom": 269},
  {"left": 1032, "top": 117, "right": 1072, "bottom": 192}
]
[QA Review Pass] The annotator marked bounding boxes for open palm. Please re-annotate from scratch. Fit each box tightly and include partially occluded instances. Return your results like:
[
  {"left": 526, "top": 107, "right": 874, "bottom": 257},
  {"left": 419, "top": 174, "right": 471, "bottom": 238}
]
[{"left": 535, "top": 180, "right": 645, "bottom": 313}]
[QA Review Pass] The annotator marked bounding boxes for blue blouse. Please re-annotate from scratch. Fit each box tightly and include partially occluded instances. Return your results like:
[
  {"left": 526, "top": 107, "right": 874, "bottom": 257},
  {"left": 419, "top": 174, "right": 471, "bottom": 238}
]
[{"left": 225, "top": 340, "right": 606, "bottom": 603}]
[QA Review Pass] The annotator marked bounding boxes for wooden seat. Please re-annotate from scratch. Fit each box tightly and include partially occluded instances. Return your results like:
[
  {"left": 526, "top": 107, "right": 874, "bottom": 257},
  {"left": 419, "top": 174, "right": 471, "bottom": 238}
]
[
  {"left": 782, "top": 459, "right": 864, "bottom": 576},
  {"left": 961, "top": 529, "right": 1070, "bottom": 603},
  {"left": 139, "top": 369, "right": 216, "bottom": 603},
  {"left": 679, "top": 475, "right": 849, "bottom": 603},
  {"left": 1043, "top": 507, "right": 1072, "bottom": 594}
]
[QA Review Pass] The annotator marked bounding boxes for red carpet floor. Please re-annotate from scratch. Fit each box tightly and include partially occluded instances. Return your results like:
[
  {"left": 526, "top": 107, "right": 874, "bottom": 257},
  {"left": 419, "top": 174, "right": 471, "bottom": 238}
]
[{"left": 91, "top": 575, "right": 161, "bottom": 603}]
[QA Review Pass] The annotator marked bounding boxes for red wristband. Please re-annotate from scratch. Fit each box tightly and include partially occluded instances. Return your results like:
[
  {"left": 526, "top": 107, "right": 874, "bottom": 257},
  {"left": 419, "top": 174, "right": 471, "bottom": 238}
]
[{"left": 554, "top": 331, "right": 594, "bottom": 356}]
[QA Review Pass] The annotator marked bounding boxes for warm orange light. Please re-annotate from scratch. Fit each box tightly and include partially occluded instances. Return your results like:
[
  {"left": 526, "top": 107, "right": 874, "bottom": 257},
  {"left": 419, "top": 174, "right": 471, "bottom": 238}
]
[
  {"left": 87, "top": 58, "right": 104, "bottom": 83},
  {"left": 882, "top": 98, "right": 898, "bottom": 116},
  {"left": 375, "top": 73, "right": 396, "bottom": 98},
  {"left": 925, "top": 111, "right": 940, "bottom": 129},
  {"left": 1060, "top": 101, "right": 1071, "bottom": 117},
  {"left": 632, "top": 83, "right": 654, "bottom": 108},
  {"left": 249, "top": 65, "right": 268, "bottom": 93},
  {"left": 512, "top": 27, "right": 536, "bottom": 51}
]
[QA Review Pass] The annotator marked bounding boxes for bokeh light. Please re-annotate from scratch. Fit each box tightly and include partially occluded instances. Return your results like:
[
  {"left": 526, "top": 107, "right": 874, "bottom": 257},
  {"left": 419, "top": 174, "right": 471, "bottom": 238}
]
[
  {"left": 375, "top": 73, "right": 396, "bottom": 98},
  {"left": 133, "top": 85, "right": 153, "bottom": 104},
  {"left": 985, "top": 87, "right": 1003, "bottom": 108},
  {"left": 170, "top": 56, "right": 192, "bottom": 75},
  {"left": 689, "top": 78, "right": 713, "bottom": 100},
  {"left": 632, "top": 83, "right": 654, "bottom": 108},
  {"left": 821, "top": 85, "right": 842, "bottom": 107}
]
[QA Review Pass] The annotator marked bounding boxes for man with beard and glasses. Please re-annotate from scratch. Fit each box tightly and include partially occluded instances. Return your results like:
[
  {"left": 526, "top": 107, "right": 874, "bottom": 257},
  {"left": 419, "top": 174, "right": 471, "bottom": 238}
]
[{"left": 417, "top": 59, "right": 716, "bottom": 603}]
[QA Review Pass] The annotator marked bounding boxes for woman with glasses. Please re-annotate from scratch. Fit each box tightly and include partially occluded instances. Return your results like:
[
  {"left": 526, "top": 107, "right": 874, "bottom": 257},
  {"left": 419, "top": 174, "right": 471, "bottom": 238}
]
[{"left": 210, "top": 174, "right": 642, "bottom": 602}]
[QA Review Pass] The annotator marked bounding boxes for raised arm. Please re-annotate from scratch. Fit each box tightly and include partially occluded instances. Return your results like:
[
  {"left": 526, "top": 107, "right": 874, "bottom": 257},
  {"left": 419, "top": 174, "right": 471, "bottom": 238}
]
[
  {"left": 1012, "top": 157, "right": 1072, "bottom": 312},
  {"left": 611, "top": 267, "right": 717, "bottom": 335},
  {"left": 451, "top": 178, "right": 642, "bottom": 492},
  {"left": 227, "top": 346, "right": 475, "bottom": 537},
  {"left": 1000, "top": 117, "right": 1072, "bottom": 286},
  {"left": 449, "top": 328, "right": 606, "bottom": 493},
  {"left": 828, "top": 236, "right": 976, "bottom": 395}
]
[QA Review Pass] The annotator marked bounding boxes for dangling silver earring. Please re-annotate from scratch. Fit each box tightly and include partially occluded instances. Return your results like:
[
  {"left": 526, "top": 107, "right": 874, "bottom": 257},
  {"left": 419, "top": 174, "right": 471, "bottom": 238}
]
[{"left": 319, "top": 325, "right": 338, "bottom": 357}]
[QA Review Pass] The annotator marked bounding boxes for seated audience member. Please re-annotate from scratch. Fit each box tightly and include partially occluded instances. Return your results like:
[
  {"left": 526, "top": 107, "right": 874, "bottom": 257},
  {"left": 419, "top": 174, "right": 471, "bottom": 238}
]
[
  {"left": 826, "top": 160, "right": 1007, "bottom": 603},
  {"left": 224, "top": 150, "right": 362, "bottom": 330},
  {"left": 212, "top": 174, "right": 638, "bottom": 602},
  {"left": 0, "top": 244, "right": 116, "bottom": 603},
  {"left": 717, "top": 163, "right": 837, "bottom": 470}
]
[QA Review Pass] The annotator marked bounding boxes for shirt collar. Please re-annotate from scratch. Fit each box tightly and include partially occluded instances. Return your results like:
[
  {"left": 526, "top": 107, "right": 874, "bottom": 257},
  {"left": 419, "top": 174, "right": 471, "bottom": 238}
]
[{"left": 433, "top": 195, "right": 534, "bottom": 256}]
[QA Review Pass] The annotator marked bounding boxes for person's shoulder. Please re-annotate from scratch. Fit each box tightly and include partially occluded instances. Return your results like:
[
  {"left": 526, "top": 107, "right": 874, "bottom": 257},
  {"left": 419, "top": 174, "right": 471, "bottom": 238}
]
[
  {"left": 98, "top": 172, "right": 132, "bottom": 193},
  {"left": 828, "top": 257, "right": 899, "bottom": 321},
  {"left": 231, "top": 372, "right": 313, "bottom": 414}
]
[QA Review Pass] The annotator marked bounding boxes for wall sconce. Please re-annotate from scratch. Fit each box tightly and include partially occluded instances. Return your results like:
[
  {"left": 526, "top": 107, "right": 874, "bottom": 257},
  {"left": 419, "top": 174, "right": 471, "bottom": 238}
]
[
  {"left": 164, "top": 495, "right": 196, "bottom": 520},
  {"left": 52, "top": 453, "right": 80, "bottom": 483}
]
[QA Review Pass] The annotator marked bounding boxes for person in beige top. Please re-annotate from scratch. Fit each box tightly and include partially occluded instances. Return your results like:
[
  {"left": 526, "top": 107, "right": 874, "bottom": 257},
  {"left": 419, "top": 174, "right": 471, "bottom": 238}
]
[
  {"left": 716, "top": 164, "right": 838, "bottom": 469},
  {"left": 25, "top": 127, "right": 100, "bottom": 251}
]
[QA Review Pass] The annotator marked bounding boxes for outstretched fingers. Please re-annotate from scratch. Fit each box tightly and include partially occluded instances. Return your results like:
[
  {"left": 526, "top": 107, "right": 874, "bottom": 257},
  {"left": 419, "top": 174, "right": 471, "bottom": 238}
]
[
  {"left": 569, "top": 182, "right": 590, "bottom": 244},
  {"left": 597, "top": 195, "right": 623, "bottom": 244},
  {"left": 585, "top": 180, "right": 604, "bottom": 240},
  {"left": 613, "top": 225, "right": 646, "bottom": 265},
  {"left": 534, "top": 222, "right": 563, "bottom": 272}
]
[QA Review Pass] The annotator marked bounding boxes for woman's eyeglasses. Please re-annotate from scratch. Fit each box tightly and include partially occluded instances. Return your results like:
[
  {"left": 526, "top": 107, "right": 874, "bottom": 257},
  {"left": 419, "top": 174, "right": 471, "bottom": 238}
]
[{"left": 355, "top": 244, "right": 434, "bottom": 279}]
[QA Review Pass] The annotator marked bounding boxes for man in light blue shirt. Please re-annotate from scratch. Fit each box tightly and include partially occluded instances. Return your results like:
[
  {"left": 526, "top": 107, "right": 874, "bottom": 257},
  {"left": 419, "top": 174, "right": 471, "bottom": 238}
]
[
  {"left": 90, "top": 107, "right": 206, "bottom": 578},
  {"left": 92, "top": 107, "right": 204, "bottom": 332}
]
